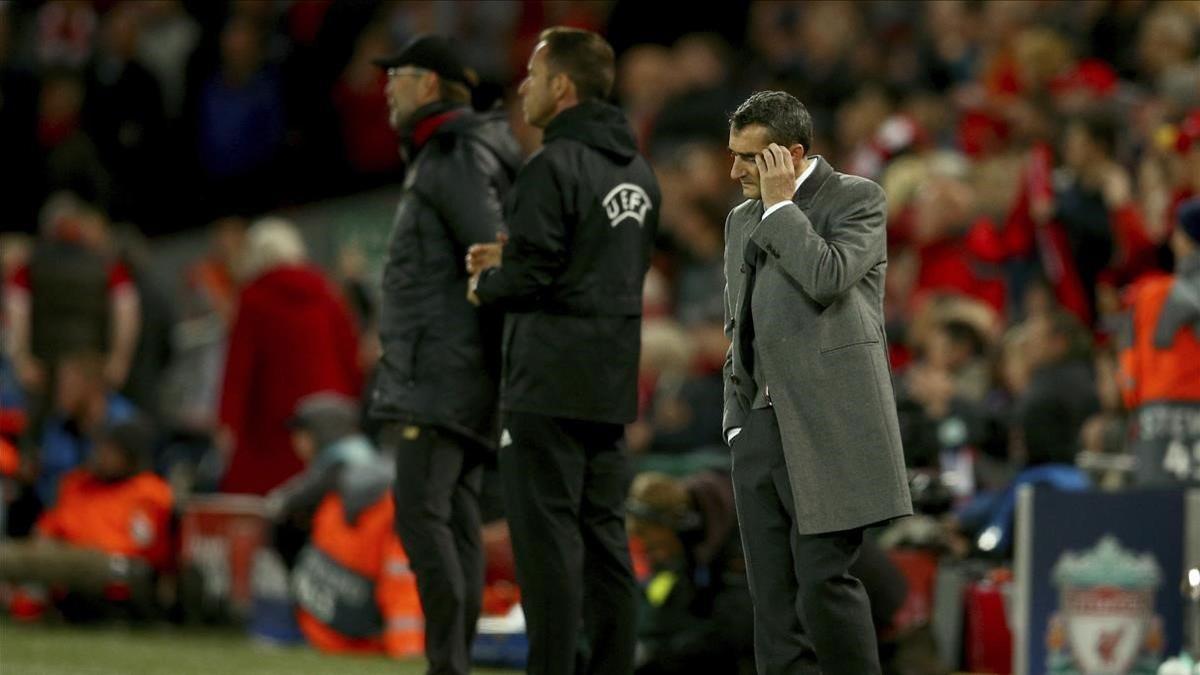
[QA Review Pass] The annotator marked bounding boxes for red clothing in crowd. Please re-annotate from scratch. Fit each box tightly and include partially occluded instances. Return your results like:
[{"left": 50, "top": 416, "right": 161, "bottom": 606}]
[
  {"left": 913, "top": 216, "right": 1008, "bottom": 317},
  {"left": 0, "top": 437, "right": 19, "bottom": 476},
  {"left": 218, "top": 265, "right": 362, "bottom": 495},
  {"left": 7, "top": 259, "right": 134, "bottom": 296},
  {"left": 1002, "top": 142, "right": 1160, "bottom": 325},
  {"left": 36, "top": 469, "right": 174, "bottom": 570}
]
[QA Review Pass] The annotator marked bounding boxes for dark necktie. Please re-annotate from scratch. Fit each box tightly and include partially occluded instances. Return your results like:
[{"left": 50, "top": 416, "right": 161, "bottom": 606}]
[{"left": 740, "top": 239, "right": 766, "bottom": 377}]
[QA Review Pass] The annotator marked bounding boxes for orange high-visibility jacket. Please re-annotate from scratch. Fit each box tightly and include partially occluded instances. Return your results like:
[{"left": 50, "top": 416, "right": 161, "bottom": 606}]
[
  {"left": 1118, "top": 270, "right": 1200, "bottom": 485},
  {"left": 0, "top": 437, "right": 18, "bottom": 476},
  {"left": 1119, "top": 274, "right": 1200, "bottom": 408},
  {"left": 36, "top": 470, "right": 173, "bottom": 569},
  {"left": 294, "top": 491, "right": 424, "bottom": 658}
]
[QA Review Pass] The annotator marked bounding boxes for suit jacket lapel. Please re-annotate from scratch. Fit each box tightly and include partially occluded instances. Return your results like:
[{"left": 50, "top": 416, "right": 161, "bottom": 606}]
[{"left": 792, "top": 156, "right": 834, "bottom": 212}]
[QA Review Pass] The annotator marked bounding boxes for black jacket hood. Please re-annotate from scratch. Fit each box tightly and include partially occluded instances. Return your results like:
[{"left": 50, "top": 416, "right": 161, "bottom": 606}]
[{"left": 543, "top": 100, "right": 638, "bottom": 163}]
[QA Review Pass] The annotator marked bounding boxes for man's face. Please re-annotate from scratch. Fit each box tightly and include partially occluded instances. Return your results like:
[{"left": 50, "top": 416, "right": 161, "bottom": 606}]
[
  {"left": 291, "top": 429, "right": 318, "bottom": 463},
  {"left": 1063, "top": 124, "right": 1097, "bottom": 172},
  {"left": 519, "top": 43, "right": 558, "bottom": 129},
  {"left": 728, "top": 124, "right": 773, "bottom": 200},
  {"left": 1025, "top": 315, "right": 1067, "bottom": 369},
  {"left": 385, "top": 66, "right": 432, "bottom": 130},
  {"left": 1170, "top": 226, "right": 1196, "bottom": 263},
  {"left": 91, "top": 440, "right": 130, "bottom": 481},
  {"left": 55, "top": 360, "right": 96, "bottom": 416}
]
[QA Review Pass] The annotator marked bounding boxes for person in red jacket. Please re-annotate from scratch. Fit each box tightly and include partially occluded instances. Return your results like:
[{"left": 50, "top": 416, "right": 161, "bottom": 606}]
[
  {"left": 0, "top": 416, "right": 171, "bottom": 614},
  {"left": 1118, "top": 197, "right": 1200, "bottom": 486},
  {"left": 217, "top": 218, "right": 362, "bottom": 495}
]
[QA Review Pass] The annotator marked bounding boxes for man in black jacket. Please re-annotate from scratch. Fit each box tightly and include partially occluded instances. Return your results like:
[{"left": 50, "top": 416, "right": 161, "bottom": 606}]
[
  {"left": 369, "top": 35, "right": 521, "bottom": 675},
  {"left": 467, "top": 27, "right": 660, "bottom": 675}
]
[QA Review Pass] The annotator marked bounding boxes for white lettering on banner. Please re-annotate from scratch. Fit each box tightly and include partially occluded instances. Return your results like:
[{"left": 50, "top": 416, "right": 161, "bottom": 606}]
[
  {"left": 186, "top": 536, "right": 231, "bottom": 599},
  {"left": 602, "top": 183, "right": 651, "bottom": 227},
  {"left": 1136, "top": 406, "right": 1200, "bottom": 441},
  {"left": 1162, "top": 440, "right": 1200, "bottom": 481}
]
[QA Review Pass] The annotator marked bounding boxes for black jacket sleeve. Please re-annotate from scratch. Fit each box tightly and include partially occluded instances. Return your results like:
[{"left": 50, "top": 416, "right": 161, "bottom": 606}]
[
  {"left": 431, "top": 140, "right": 508, "bottom": 252},
  {"left": 474, "top": 153, "right": 569, "bottom": 311}
]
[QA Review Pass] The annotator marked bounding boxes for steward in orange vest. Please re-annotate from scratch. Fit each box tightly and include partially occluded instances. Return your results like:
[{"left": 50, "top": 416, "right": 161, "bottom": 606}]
[
  {"left": 292, "top": 458, "right": 424, "bottom": 658},
  {"left": 1118, "top": 198, "right": 1200, "bottom": 485},
  {"left": 274, "top": 392, "right": 424, "bottom": 657},
  {"left": 0, "top": 416, "right": 170, "bottom": 616}
]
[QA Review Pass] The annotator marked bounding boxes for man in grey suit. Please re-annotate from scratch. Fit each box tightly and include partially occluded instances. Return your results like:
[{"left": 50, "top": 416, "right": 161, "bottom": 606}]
[{"left": 722, "top": 91, "right": 912, "bottom": 674}]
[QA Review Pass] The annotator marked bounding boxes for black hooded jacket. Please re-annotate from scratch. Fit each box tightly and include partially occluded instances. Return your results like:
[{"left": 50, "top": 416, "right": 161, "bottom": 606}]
[
  {"left": 474, "top": 100, "right": 660, "bottom": 424},
  {"left": 369, "top": 103, "right": 522, "bottom": 448}
]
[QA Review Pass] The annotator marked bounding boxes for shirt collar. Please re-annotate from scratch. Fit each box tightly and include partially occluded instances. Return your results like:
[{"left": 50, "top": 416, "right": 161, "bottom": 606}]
[{"left": 793, "top": 157, "right": 818, "bottom": 195}]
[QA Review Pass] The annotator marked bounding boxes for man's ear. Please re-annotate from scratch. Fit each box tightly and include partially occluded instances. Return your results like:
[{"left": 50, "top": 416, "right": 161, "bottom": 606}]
[
  {"left": 421, "top": 71, "right": 440, "bottom": 101},
  {"left": 552, "top": 71, "right": 572, "bottom": 102},
  {"left": 789, "top": 144, "right": 806, "bottom": 166}
]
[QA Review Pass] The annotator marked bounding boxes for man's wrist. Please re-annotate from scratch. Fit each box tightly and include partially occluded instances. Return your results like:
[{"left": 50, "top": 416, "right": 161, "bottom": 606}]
[{"left": 762, "top": 200, "right": 792, "bottom": 220}]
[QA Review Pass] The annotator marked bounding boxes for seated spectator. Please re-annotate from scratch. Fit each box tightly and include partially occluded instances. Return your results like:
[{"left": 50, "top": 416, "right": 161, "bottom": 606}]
[
  {"left": 0, "top": 417, "right": 171, "bottom": 617},
  {"left": 896, "top": 317, "right": 992, "bottom": 475},
  {"left": 630, "top": 320, "right": 726, "bottom": 457},
  {"left": 289, "top": 431, "right": 423, "bottom": 658},
  {"left": 1016, "top": 309, "right": 1100, "bottom": 466},
  {"left": 34, "top": 350, "right": 138, "bottom": 507}
]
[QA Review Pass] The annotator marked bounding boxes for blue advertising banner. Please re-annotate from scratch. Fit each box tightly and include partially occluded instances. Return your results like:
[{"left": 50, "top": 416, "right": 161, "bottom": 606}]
[{"left": 1014, "top": 487, "right": 1189, "bottom": 675}]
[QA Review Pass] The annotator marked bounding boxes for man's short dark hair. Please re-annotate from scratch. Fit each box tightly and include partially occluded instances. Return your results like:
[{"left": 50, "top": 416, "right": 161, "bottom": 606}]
[
  {"left": 941, "top": 319, "right": 986, "bottom": 358},
  {"left": 538, "top": 27, "right": 615, "bottom": 101},
  {"left": 729, "top": 91, "right": 814, "bottom": 154}
]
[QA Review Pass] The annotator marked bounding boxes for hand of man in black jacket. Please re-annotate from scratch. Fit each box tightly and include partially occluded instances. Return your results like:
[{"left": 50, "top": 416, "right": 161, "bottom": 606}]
[
  {"left": 466, "top": 232, "right": 507, "bottom": 275},
  {"left": 467, "top": 232, "right": 507, "bottom": 305}
]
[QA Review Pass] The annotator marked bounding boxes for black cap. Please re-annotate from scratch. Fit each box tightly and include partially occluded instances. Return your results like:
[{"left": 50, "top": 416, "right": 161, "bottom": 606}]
[{"left": 373, "top": 34, "right": 475, "bottom": 88}]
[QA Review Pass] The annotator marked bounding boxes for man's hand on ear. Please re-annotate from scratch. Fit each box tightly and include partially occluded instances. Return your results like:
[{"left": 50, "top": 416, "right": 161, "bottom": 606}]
[{"left": 755, "top": 143, "right": 797, "bottom": 209}]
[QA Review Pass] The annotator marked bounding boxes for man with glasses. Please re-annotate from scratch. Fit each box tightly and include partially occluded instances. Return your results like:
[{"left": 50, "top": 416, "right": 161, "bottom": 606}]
[{"left": 370, "top": 35, "right": 521, "bottom": 675}]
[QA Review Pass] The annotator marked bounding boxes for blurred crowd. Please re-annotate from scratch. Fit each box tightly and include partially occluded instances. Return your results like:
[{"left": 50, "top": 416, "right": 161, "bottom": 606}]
[{"left": 2, "top": 0, "right": 1200, "bottom": 672}]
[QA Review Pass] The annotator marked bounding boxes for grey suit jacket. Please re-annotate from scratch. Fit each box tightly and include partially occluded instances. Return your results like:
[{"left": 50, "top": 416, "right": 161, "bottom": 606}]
[{"left": 722, "top": 156, "right": 912, "bottom": 534}]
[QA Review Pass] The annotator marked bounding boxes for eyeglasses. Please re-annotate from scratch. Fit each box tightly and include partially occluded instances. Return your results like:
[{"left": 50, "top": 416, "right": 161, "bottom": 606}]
[{"left": 387, "top": 67, "right": 428, "bottom": 79}]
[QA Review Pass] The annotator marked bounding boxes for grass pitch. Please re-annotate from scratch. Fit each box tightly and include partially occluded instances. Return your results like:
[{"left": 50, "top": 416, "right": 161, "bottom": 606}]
[{"left": 0, "top": 619, "right": 521, "bottom": 674}]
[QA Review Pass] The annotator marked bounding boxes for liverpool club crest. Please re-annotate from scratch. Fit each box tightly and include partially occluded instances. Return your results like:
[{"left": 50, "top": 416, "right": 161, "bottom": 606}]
[{"left": 1046, "top": 536, "right": 1165, "bottom": 674}]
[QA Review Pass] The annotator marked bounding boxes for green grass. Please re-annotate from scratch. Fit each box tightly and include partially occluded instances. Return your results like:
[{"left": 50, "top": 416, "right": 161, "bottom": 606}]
[{"left": 0, "top": 619, "right": 521, "bottom": 675}]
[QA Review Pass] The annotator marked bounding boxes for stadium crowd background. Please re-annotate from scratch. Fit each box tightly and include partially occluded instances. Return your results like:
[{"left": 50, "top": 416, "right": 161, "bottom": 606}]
[{"left": 1, "top": 0, "right": 1199, "bottom": 672}]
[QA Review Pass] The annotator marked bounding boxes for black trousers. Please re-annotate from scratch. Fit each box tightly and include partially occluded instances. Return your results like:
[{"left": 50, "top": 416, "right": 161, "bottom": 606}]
[
  {"left": 500, "top": 411, "right": 637, "bottom": 675},
  {"left": 386, "top": 423, "right": 485, "bottom": 675},
  {"left": 731, "top": 407, "right": 881, "bottom": 675}
]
